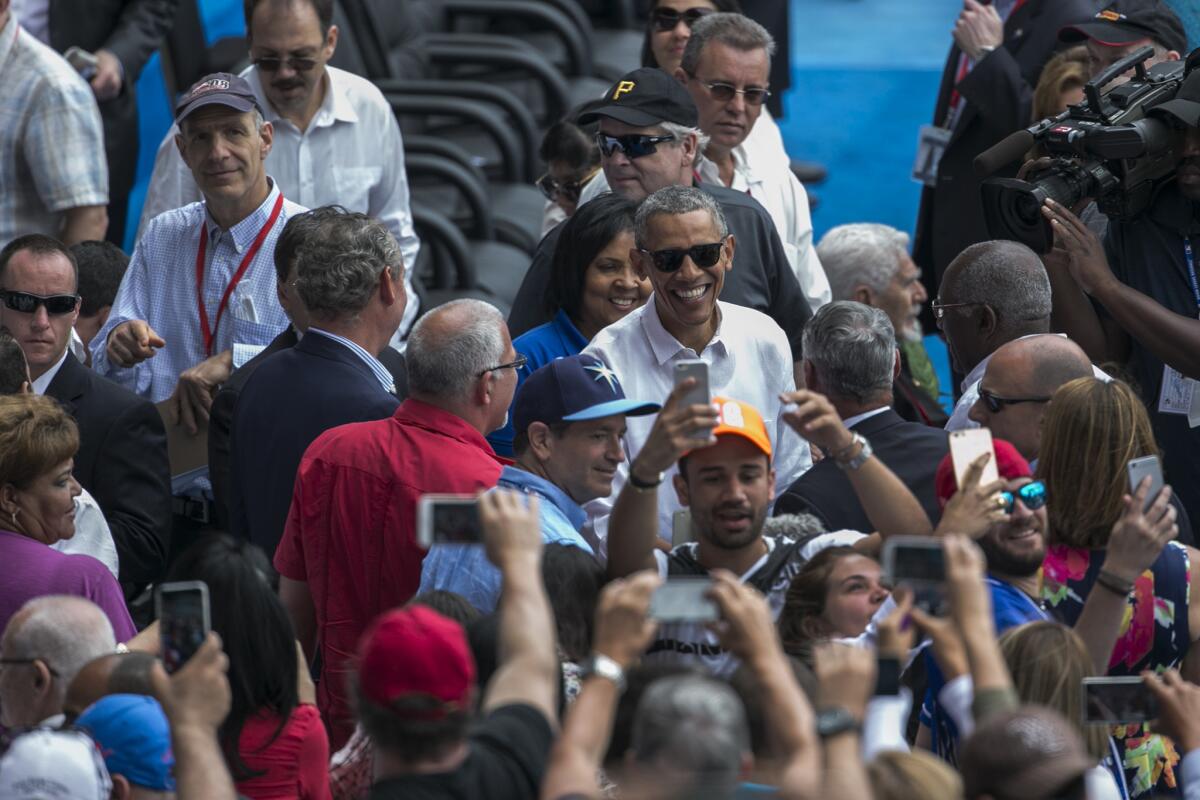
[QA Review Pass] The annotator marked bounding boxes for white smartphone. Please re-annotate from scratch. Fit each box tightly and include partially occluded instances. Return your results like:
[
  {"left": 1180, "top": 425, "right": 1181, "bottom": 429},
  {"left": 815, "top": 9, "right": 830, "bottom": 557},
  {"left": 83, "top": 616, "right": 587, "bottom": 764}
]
[
  {"left": 671, "top": 509, "right": 694, "bottom": 548},
  {"left": 156, "top": 581, "right": 211, "bottom": 674},
  {"left": 64, "top": 46, "right": 99, "bottom": 79},
  {"left": 1127, "top": 455, "right": 1164, "bottom": 512},
  {"left": 948, "top": 428, "right": 999, "bottom": 487},
  {"left": 416, "top": 494, "right": 481, "bottom": 549},
  {"left": 1082, "top": 676, "right": 1159, "bottom": 725},
  {"left": 673, "top": 359, "right": 710, "bottom": 409},
  {"left": 650, "top": 578, "right": 718, "bottom": 622}
]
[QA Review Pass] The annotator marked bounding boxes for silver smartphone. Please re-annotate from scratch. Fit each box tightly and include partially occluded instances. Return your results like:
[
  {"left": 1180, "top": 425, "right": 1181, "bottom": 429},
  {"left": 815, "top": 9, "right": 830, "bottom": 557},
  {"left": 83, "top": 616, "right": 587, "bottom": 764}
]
[
  {"left": 157, "top": 581, "right": 211, "bottom": 673},
  {"left": 64, "top": 46, "right": 99, "bottom": 79},
  {"left": 881, "top": 535, "right": 946, "bottom": 614},
  {"left": 416, "top": 494, "right": 481, "bottom": 549},
  {"left": 650, "top": 578, "right": 718, "bottom": 622},
  {"left": 671, "top": 510, "right": 694, "bottom": 548},
  {"left": 1082, "top": 676, "right": 1159, "bottom": 725},
  {"left": 673, "top": 359, "right": 710, "bottom": 409},
  {"left": 1127, "top": 455, "right": 1164, "bottom": 512}
]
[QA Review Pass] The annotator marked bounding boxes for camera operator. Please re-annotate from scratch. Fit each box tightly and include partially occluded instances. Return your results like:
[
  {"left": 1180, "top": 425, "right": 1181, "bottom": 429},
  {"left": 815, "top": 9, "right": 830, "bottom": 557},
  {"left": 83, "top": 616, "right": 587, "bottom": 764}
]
[{"left": 1040, "top": 68, "right": 1200, "bottom": 541}]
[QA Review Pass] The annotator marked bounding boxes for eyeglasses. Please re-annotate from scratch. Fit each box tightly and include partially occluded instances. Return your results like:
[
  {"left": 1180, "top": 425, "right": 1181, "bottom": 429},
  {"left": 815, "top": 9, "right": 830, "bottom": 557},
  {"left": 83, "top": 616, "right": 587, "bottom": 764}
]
[
  {"left": 650, "top": 6, "right": 714, "bottom": 31},
  {"left": 253, "top": 55, "right": 319, "bottom": 73},
  {"left": 0, "top": 657, "right": 59, "bottom": 676},
  {"left": 1000, "top": 481, "right": 1047, "bottom": 514},
  {"left": 595, "top": 133, "right": 676, "bottom": 160},
  {"left": 477, "top": 354, "right": 527, "bottom": 378},
  {"left": 0, "top": 290, "right": 80, "bottom": 315},
  {"left": 536, "top": 169, "right": 598, "bottom": 203},
  {"left": 931, "top": 299, "right": 988, "bottom": 321},
  {"left": 978, "top": 387, "right": 1052, "bottom": 414},
  {"left": 639, "top": 239, "right": 727, "bottom": 273},
  {"left": 692, "top": 78, "right": 771, "bottom": 106}
]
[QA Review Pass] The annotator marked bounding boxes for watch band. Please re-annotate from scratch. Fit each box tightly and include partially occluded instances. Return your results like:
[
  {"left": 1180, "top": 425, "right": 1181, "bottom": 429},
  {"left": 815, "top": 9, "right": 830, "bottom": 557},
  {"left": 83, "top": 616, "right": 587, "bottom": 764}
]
[
  {"left": 1096, "top": 568, "right": 1135, "bottom": 597},
  {"left": 816, "top": 706, "right": 861, "bottom": 739},
  {"left": 628, "top": 467, "right": 664, "bottom": 491},
  {"left": 835, "top": 432, "right": 873, "bottom": 472},
  {"left": 581, "top": 653, "right": 626, "bottom": 691}
]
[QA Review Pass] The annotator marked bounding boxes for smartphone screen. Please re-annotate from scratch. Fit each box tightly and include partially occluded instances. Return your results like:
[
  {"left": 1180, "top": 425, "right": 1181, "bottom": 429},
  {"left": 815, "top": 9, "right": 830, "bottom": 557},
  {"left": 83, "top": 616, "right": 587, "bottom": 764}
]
[
  {"left": 650, "top": 578, "right": 718, "bottom": 622},
  {"left": 1083, "top": 677, "right": 1159, "bottom": 725},
  {"left": 157, "top": 581, "right": 211, "bottom": 674},
  {"left": 1127, "top": 455, "right": 1164, "bottom": 512},
  {"left": 949, "top": 428, "right": 999, "bottom": 486},
  {"left": 674, "top": 360, "right": 710, "bottom": 410},
  {"left": 417, "top": 495, "right": 482, "bottom": 548}
]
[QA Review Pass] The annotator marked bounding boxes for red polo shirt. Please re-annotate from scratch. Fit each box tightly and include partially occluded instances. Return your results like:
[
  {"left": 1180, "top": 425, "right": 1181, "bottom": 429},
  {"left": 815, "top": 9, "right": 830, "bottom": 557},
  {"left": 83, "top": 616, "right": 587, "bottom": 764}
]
[{"left": 275, "top": 398, "right": 504, "bottom": 750}]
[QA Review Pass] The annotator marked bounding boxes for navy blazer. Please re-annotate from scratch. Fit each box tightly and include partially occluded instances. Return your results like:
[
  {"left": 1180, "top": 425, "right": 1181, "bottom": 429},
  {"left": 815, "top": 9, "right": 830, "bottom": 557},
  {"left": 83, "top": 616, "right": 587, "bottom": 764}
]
[
  {"left": 228, "top": 332, "right": 400, "bottom": 554},
  {"left": 774, "top": 408, "right": 949, "bottom": 533}
]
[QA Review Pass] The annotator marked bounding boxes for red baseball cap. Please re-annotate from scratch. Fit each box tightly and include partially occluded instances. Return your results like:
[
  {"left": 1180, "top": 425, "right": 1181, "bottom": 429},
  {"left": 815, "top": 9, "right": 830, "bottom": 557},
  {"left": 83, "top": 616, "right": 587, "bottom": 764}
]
[
  {"left": 356, "top": 606, "right": 476, "bottom": 716},
  {"left": 935, "top": 438, "right": 1031, "bottom": 508}
]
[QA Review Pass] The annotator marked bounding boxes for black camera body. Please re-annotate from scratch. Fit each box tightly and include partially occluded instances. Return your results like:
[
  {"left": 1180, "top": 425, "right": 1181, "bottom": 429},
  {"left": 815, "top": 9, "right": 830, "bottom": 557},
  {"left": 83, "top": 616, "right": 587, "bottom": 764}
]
[{"left": 977, "top": 47, "right": 1190, "bottom": 253}]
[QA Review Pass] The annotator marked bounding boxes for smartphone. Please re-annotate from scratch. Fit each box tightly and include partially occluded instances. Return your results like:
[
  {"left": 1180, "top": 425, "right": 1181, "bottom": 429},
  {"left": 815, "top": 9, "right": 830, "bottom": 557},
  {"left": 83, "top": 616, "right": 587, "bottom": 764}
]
[
  {"left": 673, "top": 359, "right": 710, "bottom": 410},
  {"left": 1082, "top": 676, "right": 1159, "bottom": 725},
  {"left": 949, "top": 428, "right": 999, "bottom": 487},
  {"left": 156, "top": 581, "right": 210, "bottom": 674},
  {"left": 64, "top": 46, "right": 98, "bottom": 79},
  {"left": 671, "top": 510, "right": 694, "bottom": 548},
  {"left": 650, "top": 578, "right": 718, "bottom": 622},
  {"left": 1127, "top": 455, "right": 1165, "bottom": 512},
  {"left": 882, "top": 536, "right": 946, "bottom": 614},
  {"left": 416, "top": 494, "right": 482, "bottom": 549}
]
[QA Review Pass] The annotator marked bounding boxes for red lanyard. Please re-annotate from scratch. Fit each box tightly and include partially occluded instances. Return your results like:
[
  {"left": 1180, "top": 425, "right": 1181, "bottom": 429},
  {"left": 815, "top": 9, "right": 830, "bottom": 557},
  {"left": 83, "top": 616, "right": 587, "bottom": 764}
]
[
  {"left": 945, "top": 0, "right": 1027, "bottom": 122},
  {"left": 194, "top": 193, "right": 284, "bottom": 357}
]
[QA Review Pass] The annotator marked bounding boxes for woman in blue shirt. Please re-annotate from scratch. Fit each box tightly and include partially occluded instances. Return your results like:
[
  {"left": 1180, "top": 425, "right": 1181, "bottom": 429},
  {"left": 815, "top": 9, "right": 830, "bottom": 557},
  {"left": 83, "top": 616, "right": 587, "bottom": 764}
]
[{"left": 489, "top": 194, "right": 649, "bottom": 455}]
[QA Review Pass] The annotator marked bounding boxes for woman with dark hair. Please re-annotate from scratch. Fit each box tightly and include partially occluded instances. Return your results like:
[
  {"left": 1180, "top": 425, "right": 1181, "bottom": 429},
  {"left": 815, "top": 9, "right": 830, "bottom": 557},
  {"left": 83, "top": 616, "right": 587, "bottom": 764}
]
[
  {"left": 166, "top": 534, "right": 331, "bottom": 800},
  {"left": 640, "top": 0, "right": 741, "bottom": 74},
  {"left": 487, "top": 193, "right": 649, "bottom": 456},
  {"left": 538, "top": 119, "right": 601, "bottom": 236}
]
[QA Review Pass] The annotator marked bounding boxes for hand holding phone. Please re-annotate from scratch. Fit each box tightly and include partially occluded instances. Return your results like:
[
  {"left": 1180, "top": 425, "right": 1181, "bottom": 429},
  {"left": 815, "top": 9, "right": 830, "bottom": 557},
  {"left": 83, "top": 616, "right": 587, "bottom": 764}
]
[
  {"left": 949, "top": 429, "right": 999, "bottom": 487},
  {"left": 416, "top": 494, "right": 482, "bottom": 549},
  {"left": 673, "top": 359, "right": 710, "bottom": 410},
  {"left": 157, "top": 581, "right": 211, "bottom": 673},
  {"left": 1127, "top": 456, "right": 1164, "bottom": 512},
  {"left": 650, "top": 578, "right": 718, "bottom": 622},
  {"left": 882, "top": 536, "right": 946, "bottom": 614},
  {"left": 1083, "top": 676, "right": 1159, "bottom": 725}
]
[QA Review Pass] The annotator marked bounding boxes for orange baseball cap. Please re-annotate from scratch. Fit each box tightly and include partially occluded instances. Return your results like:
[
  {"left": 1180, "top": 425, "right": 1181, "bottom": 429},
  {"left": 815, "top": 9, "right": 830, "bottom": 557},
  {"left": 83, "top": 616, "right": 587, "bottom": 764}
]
[{"left": 709, "top": 396, "right": 772, "bottom": 458}]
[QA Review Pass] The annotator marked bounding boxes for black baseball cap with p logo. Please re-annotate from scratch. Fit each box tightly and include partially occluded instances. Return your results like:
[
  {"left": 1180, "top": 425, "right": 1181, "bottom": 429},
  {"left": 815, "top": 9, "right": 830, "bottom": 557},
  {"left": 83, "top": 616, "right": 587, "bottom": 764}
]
[{"left": 578, "top": 67, "right": 699, "bottom": 128}]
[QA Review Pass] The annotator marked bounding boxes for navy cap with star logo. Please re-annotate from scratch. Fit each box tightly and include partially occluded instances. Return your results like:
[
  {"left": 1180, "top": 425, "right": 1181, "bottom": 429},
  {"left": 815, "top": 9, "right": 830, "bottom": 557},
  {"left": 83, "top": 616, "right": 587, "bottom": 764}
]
[{"left": 513, "top": 354, "right": 660, "bottom": 436}]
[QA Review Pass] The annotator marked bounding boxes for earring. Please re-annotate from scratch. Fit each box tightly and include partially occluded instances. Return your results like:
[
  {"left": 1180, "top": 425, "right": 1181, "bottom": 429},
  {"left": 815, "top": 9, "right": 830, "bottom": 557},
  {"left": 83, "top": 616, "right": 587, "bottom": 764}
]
[{"left": 9, "top": 509, "right": 17, "bottom": 530}]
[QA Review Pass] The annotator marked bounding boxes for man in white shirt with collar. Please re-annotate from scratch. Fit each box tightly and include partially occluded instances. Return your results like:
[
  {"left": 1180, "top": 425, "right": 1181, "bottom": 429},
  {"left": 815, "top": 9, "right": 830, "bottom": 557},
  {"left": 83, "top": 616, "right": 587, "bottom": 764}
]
[
  {"left": 138, "top": 0, "right": 419, "bottom": 340},
  {"left": 584, "top": 184, "right": 810, "bottom": 546}
]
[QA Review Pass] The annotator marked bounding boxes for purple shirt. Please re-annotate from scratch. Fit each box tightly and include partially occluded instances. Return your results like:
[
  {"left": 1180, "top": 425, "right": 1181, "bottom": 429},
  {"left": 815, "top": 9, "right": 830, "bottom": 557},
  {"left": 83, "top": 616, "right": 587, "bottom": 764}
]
[{"left": 0, "top": 529, "right": 136, "bottom": 641}]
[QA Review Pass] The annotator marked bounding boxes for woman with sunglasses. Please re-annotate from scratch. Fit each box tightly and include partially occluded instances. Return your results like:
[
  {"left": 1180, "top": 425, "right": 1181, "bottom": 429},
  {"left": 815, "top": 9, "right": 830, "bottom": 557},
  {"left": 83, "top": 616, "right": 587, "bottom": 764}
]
[
  {"left": 487, "top": 194, "right": 649, "bottom": 457},
  {"left": 641, "top": 0, "right": 740, "bottom": 76},
  {"left": 1038, "top": 377, "right": 1195, "bottom": 799},
  {"left": 0, "top": 394, "right": 134, "bottom": 639},
  {"left": 537, "top": 119, "right": 601, "bottom": 237}
]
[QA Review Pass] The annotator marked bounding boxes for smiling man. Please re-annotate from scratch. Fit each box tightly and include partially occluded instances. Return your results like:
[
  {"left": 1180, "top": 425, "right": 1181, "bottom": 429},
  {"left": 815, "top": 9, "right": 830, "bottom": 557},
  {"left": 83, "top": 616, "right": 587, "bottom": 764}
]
[{"left": 419, "top": 353, "right": 659, "bottom": 611}]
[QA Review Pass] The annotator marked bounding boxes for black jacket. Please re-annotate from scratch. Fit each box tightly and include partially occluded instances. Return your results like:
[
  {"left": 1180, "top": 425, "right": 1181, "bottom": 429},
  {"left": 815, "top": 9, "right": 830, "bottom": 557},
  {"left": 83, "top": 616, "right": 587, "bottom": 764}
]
[
  {"left": 45, "top": 352, "right": 172, "bottom": 583},
  {"left": 775, "top": 408, "right": 949, "bottom": 532}
]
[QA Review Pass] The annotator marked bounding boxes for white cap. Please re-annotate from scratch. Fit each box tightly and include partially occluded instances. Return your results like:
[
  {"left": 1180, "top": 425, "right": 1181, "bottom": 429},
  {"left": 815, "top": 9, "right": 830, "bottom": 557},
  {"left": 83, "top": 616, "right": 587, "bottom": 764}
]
[{"left": 0, "top": 729, "right": 112, "bottom": 799}]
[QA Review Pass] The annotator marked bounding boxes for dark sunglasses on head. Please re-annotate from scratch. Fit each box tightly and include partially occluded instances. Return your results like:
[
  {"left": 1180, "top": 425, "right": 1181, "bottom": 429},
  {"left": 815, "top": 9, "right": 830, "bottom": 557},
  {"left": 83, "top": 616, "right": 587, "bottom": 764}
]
[
  {"left": 639, "top": 239, "right": 727, "bottom": 273},
  {"left": 978, "top": 387, "right": 1052, "bottom": 414},
  {"left": 253, "top": 55, "right": 318, "bottom": 72},
  {"left": 695, "top": 79, "right": 771, "bottom": 106},
  {"left": 0, "top": 289, "right": 80, "bottom": 315},
  {"left": 651, "top": 6, "right": 714, "bottom": 31},
  {"left": 595, "top": 132, "right": 676, "bottom": 160},
  {"left": 1000, "top": 480, "right": 1047, "bottom": 514}
]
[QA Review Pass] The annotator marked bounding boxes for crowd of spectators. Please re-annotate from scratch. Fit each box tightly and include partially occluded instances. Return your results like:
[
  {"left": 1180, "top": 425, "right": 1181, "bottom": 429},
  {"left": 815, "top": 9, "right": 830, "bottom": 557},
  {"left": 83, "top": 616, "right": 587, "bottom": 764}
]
[{"left": 6, "top": 0, "right": 1200, "bottom": 799}]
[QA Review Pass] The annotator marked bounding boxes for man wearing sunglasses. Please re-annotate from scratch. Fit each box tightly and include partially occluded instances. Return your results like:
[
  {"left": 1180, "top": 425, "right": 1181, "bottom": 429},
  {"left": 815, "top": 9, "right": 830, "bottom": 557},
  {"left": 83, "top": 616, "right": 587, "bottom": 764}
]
[
  {"left": 507, "top": 67, "right": 810, "bottom": 365},
  {"left": 138, "top": 0, "right": 420, "bottom": 339},
  {"left": 675, "top": 13, "right": 829, "bottom": 314}
]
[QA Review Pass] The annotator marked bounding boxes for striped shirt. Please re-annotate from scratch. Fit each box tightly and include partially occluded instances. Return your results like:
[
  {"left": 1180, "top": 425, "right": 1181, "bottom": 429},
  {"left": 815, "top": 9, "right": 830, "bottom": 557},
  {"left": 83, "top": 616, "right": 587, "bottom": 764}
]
[{"left": 305, "top": 328, "right": 395, "bottom": 393}]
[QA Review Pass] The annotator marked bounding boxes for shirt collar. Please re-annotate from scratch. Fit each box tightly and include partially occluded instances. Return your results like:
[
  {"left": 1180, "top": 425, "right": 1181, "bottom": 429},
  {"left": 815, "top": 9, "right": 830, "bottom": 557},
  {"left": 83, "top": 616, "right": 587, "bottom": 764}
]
[
  {"left": 639, "top": 295, "right": 727, "bottom": 365},
  {"left": 245, "top": 67, "right": 357, "bottom": 130},
  {"left": 31, "top": 346, "right": 70, "bottom": 396},
  {"left": 551, "top": 309, "right": 589, "bottom": 352},
  {"left": 305, "top": 327, "right": 395, "bottom": 392},
  {"left": 498, "top": 465, "right": 587, "bottom": 530},
  {"left": 0, "top": 15, "right": 17, "bottom": 67},
  {"left": 695, "top": 148, "right": 757, "bottom": 189},
  {"left": 842, "top": 406, "right": 890, "bottom": 429},
  {"left": 394, "top": 398, "right": 502, "bottom": 459},
  {"left": 204, "top": 178, "right": 282, "bottom": 252}
]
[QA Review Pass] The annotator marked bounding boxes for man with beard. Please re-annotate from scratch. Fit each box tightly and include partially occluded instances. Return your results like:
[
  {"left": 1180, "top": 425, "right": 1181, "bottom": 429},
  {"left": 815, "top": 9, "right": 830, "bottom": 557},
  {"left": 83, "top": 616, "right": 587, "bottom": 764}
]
[
  {"left": 1040, "top": 69, "right": 1200, "bottom": 544},
  {"left": 605, "top": 389, "right": 932, "bottom": 677}
]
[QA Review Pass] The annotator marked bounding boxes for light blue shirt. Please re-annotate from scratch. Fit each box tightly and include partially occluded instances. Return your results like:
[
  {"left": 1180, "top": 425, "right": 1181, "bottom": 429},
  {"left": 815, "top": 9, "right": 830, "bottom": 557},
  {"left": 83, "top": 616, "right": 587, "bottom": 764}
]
[
  {"left": 419, "top": 465, "right": 594, "bottom": 612},
  {"left": 305, "top": 328, "right": 395, "bottom": 392}
]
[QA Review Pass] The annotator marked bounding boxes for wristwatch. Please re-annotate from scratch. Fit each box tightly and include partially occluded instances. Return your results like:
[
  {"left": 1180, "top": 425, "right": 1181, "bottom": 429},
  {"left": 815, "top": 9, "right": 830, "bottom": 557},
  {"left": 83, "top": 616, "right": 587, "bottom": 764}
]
[
  {"left": 629, "top": 466, "right": 664, "bottom": 491},
  {"left": 580, "top": 653, "right": 626, "bottom": 691},
  {"left": 834, "top": 432, "right": 873, "bottom": 472},
  {"left": 816, "top": 706, "right": 861, "bottom": 739}
]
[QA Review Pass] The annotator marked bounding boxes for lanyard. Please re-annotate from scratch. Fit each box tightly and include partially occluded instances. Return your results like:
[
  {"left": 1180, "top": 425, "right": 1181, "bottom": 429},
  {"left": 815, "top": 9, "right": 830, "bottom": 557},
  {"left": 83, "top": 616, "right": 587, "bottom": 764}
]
[
  {"left": 1185, "top": 238, "right": 1200, "bottom": 314},
  {"left": 194, "top": 193, "right": 284, "bottom": 357}
]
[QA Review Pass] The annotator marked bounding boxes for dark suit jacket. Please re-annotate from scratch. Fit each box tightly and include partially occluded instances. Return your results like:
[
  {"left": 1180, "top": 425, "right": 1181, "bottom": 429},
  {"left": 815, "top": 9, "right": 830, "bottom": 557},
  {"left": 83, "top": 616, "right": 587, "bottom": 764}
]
[
  {"left": 228, "top": 331, "right": 402, "bottom": 555},
  {"left": 506, "top": 182, "right": 812, "bottom": 359},
  {"left": 912, "top": 0, "right": 1100, "bottom": 294},
  {"left": 45, "top": 353, "right": 172, "bottom": 584},
  {"left": 774, "top": 408, "right": 949, "bottom": 532}
]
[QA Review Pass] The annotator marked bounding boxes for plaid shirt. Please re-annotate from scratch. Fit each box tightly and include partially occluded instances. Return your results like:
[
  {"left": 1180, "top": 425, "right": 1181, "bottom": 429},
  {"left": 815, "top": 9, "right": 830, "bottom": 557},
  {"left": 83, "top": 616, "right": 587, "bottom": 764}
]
[{"left": 0, "top": 15, "right": 107, "bottom": 248}]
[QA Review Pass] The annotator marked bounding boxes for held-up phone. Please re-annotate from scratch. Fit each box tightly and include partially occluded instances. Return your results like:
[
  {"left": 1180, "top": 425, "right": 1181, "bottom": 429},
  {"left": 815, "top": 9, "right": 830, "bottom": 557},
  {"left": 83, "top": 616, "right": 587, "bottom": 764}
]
[
  {"left": 650, "top": 578, "right": 719, "bottom": 622},
  {"left": 416, "top": 494, "right": 482, "bottom": 549},
  {"left": 64, "top": 46, "right": 99, "bottom": 80},
  {"left": 157, "top": 581, "right": 210, "bottom": 674},
  {"left": 1127, "top": 455, "right": 1165, "bottom": 512},
  {"left": 1082, "top": 676, "right": 1159, "bottom": 725},
  {"left": 671, "top": 509, "right": 694, "bottom": 548},
  {"left": 948, "top": 428, "right": 1000, "bottom": 487},
  {"left": 673, "top": 359, "right": 710, "bottom": 410},
  {"left": 882, "top": 536, "right": 946, "bottom": 614}
]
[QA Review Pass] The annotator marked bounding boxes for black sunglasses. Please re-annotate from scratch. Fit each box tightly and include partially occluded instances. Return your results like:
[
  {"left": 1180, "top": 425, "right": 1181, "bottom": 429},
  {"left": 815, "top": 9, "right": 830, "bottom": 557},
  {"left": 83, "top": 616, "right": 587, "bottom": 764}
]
[
  {"left": 536, "top": 173, "right": 588, "bottom": 203},
  {"left": 595, "top": 133, "right": 676, "bottom": 160},
  {"left": 253, "top": 55, "right": 319, "bottom": 73},
  {"left": 651, "top": 6, "right": 714, "bottom": 31},
  {"left": 639, "top": 239, "right": 727, "bottom": 273},
  {"left": 1000, "top": 481, "right": 1047, "bottom": 513},
  {"left": 978, "top": 387, "right": 1052, "bottom": 414},
  {"left": 0, "top": 289, "right": 80, "bottom": 315},
  {"left": 694, "top": 79, "right": 771, "bottom": 106}
]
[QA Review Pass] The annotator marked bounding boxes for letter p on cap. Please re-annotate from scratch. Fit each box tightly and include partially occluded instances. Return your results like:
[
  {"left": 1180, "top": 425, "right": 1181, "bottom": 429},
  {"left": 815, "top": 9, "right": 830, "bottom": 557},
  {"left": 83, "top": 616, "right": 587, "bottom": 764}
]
[{"left": 613, "top": 80, "right": 636, "bottom": 100}]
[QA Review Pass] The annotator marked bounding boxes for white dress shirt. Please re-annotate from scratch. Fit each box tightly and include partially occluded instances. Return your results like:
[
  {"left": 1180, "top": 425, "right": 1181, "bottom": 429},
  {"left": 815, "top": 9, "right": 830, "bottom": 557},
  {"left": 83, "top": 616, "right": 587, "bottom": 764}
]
[
  {"left": 137, "top": 65, "right": 420, "bottom": 338},
  {"left": 11, "top": 0, "right": 49, "bottom": 43},
  {"left": 583, "top": 297, "right": 811, "bottom": 545},
  {"left": 30, "top": 346, "right": 69, "bottom": 395},
  {"left": 50, "top": 489, "right": 120, "bottom": 579}
]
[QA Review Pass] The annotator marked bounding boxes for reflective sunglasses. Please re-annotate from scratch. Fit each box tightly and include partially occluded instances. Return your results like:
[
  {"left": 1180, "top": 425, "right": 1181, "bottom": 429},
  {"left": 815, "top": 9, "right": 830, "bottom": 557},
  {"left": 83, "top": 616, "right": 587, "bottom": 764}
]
[
  {"left": 694, "top": 79, "right": 771, "bottom": 106},
  {"left": 1000, "top": 481, "right": 1047, "bottom": 514},
  {"left": 253, "top": 55, "right": 319, "bottom": 72},
  {"left": 639, "top": 239, "right": 727, "bottom": 273},
  {"left": 978, "top": 387, "right": 1052, "bottom": 414},
  {"left": 0, "top": 289, "right": 80, "bottom": 315},
  {"left": 536, "top": 170, "right": 597, "bottom": 203},
  {"left": 651, "top": 6, "right": 714, "bottom": 31},
  {"left": 477, "top": 354, "right": 528, "bottom": 378},
  {"left": 595, "top": 133, "right": 676, "bottom": 160}
]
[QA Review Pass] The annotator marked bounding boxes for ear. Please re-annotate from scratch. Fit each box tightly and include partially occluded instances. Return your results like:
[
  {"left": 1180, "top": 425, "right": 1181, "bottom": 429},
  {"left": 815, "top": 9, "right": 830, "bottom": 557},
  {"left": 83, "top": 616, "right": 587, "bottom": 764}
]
[
  {"left": 31, "top": 659, "right": 53, "bottom": 693},
  {"left": 721, "top": 234, "right": 736, "bottom": 273},
  {"left": 95, "top": 305, "right": 112, "bottom": 329},
  {"left": 978, "top": 303, "right": 998, "bottom": 339},
  {"left": 378, "top": 266, "right": 398, "bottom": 306},
  {"left": 112, "top": 773, "right": 133, "bottom": 800},
  {"left": 630, "top": 247, "right": 650, "bottom": 281},
  {"left": 767, "top": 466, "right": 776, "bottom": 505},
  {"left": 326, "top": 24, "right": 340, "bottom": 58},
  {"left": 0, "top": 483, "right": 20, "bottom": 515},
  {"left": 174, "top": 132, "right": 190, "bottom": 167},
  {"left": 672, "top": 471, "right": 690, "bottom": 507},
  {"left": 738, "top": 752, "right": 755, "bottom": 782},
  {"left": 673, "top": 66, "right": 688, "bottom": 86},
  {"left": 803, "top": 359, "right": 817, "bottom": 393},
  {"left": 1166, "top": 50, "right": 1181, "bottom": 62},
  {"left": 19, "top": 381, "right": 30, "bottom": 395},
  {"left": 259, "top": 120, "right": 274, "bottom": 158},
  {"left": 852, "top": 285, "right": 873, "bottom": 305},
  {"left": 527, "top": 421, "right": 554, "bottom": 461},
  {"left": 680, "top": 132, "right": 699, "bottom": 168},
  {"left": 276, "top": 278, "right": 290, "bottom": 312},
  {"left": 892, "top": 348, "right": 901, "bottom": 381}
]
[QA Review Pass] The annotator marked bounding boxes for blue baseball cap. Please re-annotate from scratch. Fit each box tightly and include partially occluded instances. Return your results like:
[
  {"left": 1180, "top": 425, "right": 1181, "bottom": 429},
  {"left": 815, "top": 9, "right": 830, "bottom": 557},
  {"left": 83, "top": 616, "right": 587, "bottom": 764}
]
[
  {"left": 513, "top": 354, "right": 660, "bottom": 435},
  {"left": 76, "top": 694, "right": 176, "bottom": 792}
]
